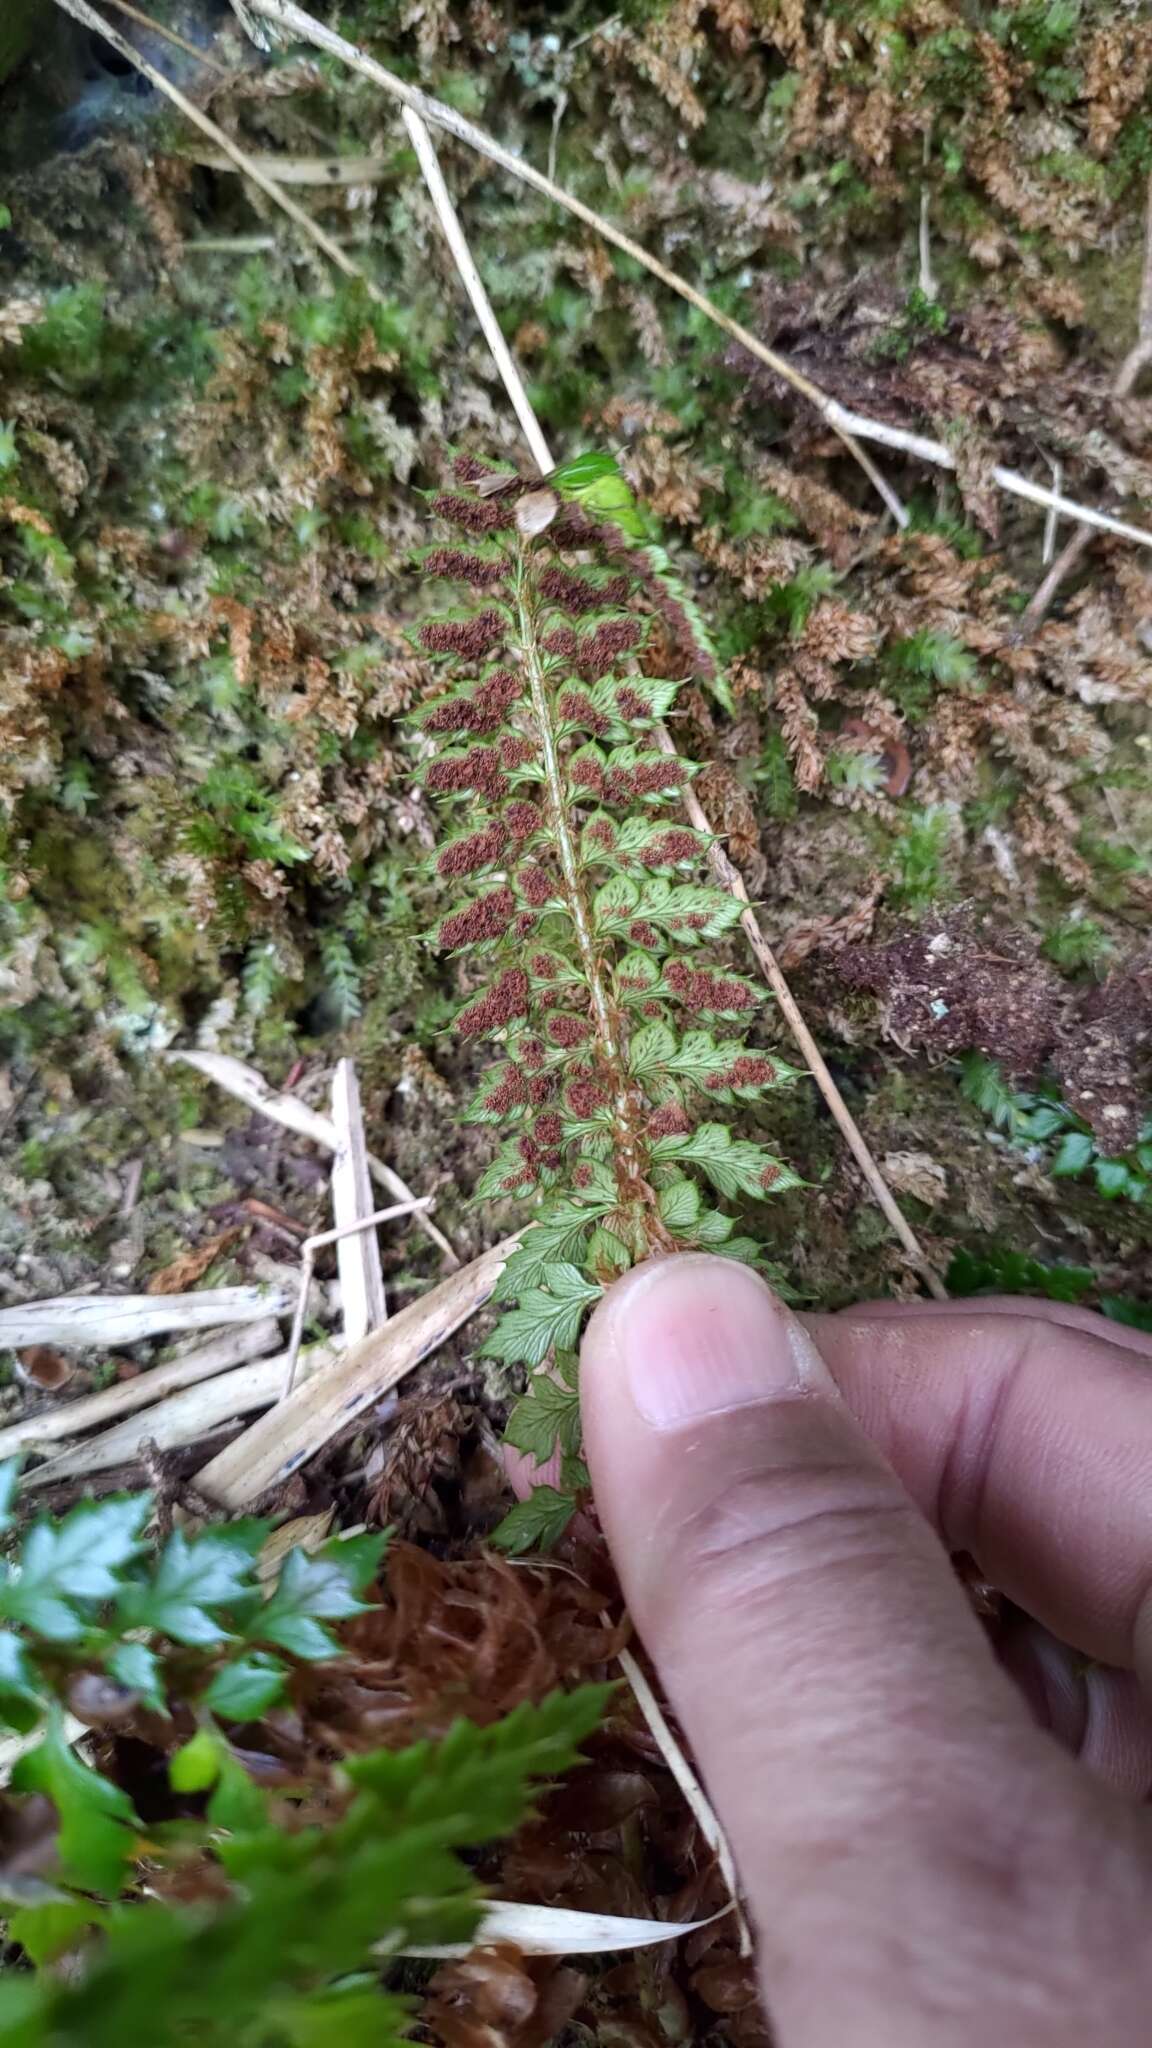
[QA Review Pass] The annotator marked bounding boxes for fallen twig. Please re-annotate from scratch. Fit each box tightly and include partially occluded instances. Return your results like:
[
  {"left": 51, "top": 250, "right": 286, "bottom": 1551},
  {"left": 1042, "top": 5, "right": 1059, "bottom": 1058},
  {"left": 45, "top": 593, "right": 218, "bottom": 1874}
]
[
  {"left": 329, "top": 1059, "right": 388, "bottom": 1345},
  {"left": 0, "top": 1318, "right": 282, "bottom": 1461},
  {"left": 23, "top": 1342, "right": 337, "bottom": 1486},
  {"left": 166, "top": 1050, "right": 459, "bottom": 1265},
  {"left": 0, "top": 1287, "right": 289, "bottom": 1349},
  {"left": 196, "top": 1234, "right": 520, "bottom": 1508},
  {"left": 616, "top": 1640, "right": 750, "bottom": 1954},
  {"left": 403, "top": 115, "right": 946, "bottom": 1299}
]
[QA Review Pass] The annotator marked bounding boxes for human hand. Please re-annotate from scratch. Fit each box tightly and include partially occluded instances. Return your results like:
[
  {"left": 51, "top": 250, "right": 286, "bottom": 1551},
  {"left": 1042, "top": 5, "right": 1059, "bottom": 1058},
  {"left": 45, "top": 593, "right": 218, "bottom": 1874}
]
[{"left": 580, "top": 1255, "right": 1152, "bottom": 2046}]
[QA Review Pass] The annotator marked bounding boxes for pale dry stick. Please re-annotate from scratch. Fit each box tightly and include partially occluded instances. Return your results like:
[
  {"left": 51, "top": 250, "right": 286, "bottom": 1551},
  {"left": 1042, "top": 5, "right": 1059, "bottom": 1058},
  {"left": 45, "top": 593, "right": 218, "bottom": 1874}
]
[
  {"left": 404, "top": 112, "right": 947, "bottom": 1299},
  {"left": 197, "top": 1232, "right": 521, "bottom": 1508},
  {"left": 50, "top": 0, "right": 388, "bottom": 299},
  {"left": 1020, "top": 169, "right": 1152, "bottom": 632},
  {"left": 248, "top": 0, "right": 1152, "bottom": 551},
  {"left": 247, "top": 0, "right": 908, "bottom": 529},
  {"left": 0, "top": 1318, "right": 282, "bottom": 1462},
  {"left": 616, "top": 1641, "right": 749, "bottom": 1953},
  {"left": 282, "top": 1197, "right": 431, "bottom": 1397},
  {"left": 0, "top": 1285, "right": 290, "bottom": 1349},
  {"left": 330, "top": 1059, "right": 388, "bottom": 1344},
  {"left": 403, "top": 108, "right": 553, "bottom": 474},
  {"left": 25, "top": 1342, "right": 338, "bottom": 1485},
  {"left": 1042, "top": 460, "right": 1063, "bottom": 567},
  {"left": 165, "top": 1050, "right": 459, "bottom": 1265},
  {"left": 189, "top": 151, "right": 389, "bottom": 184}
]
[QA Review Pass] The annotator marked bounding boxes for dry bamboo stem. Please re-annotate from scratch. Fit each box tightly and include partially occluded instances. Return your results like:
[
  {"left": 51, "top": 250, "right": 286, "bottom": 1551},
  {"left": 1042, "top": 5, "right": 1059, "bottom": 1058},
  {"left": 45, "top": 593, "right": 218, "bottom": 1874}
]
[{"left": 402, "top": 113, "right": 947, "bottom": 1297}]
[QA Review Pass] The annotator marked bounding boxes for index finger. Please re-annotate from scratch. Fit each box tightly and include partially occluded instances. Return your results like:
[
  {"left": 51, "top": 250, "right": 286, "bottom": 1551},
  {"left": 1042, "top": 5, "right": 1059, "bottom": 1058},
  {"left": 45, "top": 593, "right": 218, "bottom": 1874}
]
[{"left": 802, "top": 1300, "right": 1152, "bottom": 1677}]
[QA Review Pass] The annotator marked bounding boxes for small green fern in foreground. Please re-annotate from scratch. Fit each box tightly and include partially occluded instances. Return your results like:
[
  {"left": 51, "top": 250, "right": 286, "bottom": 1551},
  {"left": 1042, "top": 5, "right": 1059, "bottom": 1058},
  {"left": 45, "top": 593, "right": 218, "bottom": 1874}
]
[{"left": 0, "top": 1465, "right": 607, "bottom": 2044}]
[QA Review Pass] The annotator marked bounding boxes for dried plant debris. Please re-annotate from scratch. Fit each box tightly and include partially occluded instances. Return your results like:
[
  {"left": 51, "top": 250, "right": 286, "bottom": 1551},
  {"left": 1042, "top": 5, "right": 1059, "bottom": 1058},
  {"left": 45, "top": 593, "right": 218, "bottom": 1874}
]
[{"left": 840, "top": 911, "right": 1152, "bottom": 1155}]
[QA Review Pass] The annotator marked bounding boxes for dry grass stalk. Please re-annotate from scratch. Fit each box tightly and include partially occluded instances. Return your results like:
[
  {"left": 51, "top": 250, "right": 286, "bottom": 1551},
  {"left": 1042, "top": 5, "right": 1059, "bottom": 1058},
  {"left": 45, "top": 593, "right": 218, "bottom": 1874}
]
[
  {"left": 165, "top": 1050, "right": 459, "bottom": 1265},
  {"left": 101, "top": 0, "right": 231, "bottom": 70},
  {"left": 196, "top": 1234, "right": 521, "bottom": 1508},
  {"left": 330, "top": 1059, "right": 388, "bottom": 1344},
  {"left": 0, "top": 1318, "right": 282, "bottom": 1461},
  {"left": 668, "top": 742, "right": 949, "bottom": 1299}
]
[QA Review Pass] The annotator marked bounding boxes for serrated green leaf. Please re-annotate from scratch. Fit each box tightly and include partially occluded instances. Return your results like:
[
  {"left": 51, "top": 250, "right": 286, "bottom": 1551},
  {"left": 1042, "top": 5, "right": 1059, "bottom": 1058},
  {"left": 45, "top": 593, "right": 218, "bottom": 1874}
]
[
  {"left": 170, "top": 1727, "right": 220, "bottom": 1794},
  {"left": 13, "top": 1714, "right": 140, "bottom": 1894},
  {"left": 117, "top": 1527, "right": 260, "bottom": 1647},
  {"left": 627, "top": 1020, "right": 677, "bottom": 1077},
  {"left": 203, "top": 1652, "right": 288, "bottom": 1721},
  {"left": 490, "top": 1488, "right": 578, "bottom": 1555},
  {"left": 651, "top": 1122, "right": 803, "bottom": 1199},
  {"left": 0, "top": 1627, "right": 43, "bottom": 1733},
  {"left": 584, "top": 1224, "right": 632, "bottom": 1274},
  {"left": 504, "top": 1371, "right": 583, "bottom": 1467},
  {"left": 1051, "top": 1130, "right": 1094, "bottom": 1177},
  {"left": 1094, "top": 1158, "right": 1139, "bottom": 1199},
  {"left": 0, "top": 1459, "right": 22, "bottom": 1534},
  {"left": 492, "top": 1218, "right": 590, "bottom": 1300},
  {"left": 657, "top": 1175, "right": 702, "bottom": 1229},
  {"left": 106, "top": 1641, "right": 166, "bottom": 1714},
  {"left": 480, "top": 1266, "right": 602, "bottom": 1367},
  {"left": 474, "top": 1136, "right": 539, "bottom": 1202},
  {"left": 1, "top": 1497, "right": 150, "bottom": 1641},
  {"left": 255, "top": 1546, "right": 377, "bottom": 1661}
]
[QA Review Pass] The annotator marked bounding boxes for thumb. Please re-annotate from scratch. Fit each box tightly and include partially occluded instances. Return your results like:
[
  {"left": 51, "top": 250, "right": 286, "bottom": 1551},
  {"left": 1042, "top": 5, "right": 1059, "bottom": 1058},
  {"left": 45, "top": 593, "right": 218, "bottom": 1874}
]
[{"left": 580, "top": 1255, "right": 1132, "bottom": 2046}]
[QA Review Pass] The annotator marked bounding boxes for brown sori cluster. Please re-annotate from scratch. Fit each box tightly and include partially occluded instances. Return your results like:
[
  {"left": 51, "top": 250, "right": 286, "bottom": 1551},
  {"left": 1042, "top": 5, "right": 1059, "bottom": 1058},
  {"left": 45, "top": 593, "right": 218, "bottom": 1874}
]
[
  {"left": 537, "top": 563, "right": 630, "bottom": 615},
  {"left": 437, "top": 822, "right": 509, "bottom": 879},
  {"left": 665, "top": 961, "right": 754, "bottom": 1012},
  {"left": 439, "top": 887, "right": 517, "bottom": 952},
  {"left": 706, "top": 1053, "right": 779, "bottom": 1091},
  {"left": 425, "top": 546, "right": 508, "bottom": 587},
  {"left": 429, "top": 492, "right": 513, "bottom": 535},
  {"left": 426, "top": 745, "right": 507, "bottom": 800},
  {"left": 639, "top": 828, "right": 699, "bottom": 867},
  {"left": 456, "top": 968, "right": 529, "bottom": 1038},
  {"left": 421, "top": 611, "right": 506, "bottom": 660}
]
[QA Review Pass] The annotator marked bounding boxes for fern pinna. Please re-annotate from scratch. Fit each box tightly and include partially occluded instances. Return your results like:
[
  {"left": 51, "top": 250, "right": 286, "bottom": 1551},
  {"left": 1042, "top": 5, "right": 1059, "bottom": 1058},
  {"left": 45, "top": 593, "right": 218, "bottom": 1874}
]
[{"left": 414, "top": 456, "right": 801, "bottom": 1546}]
